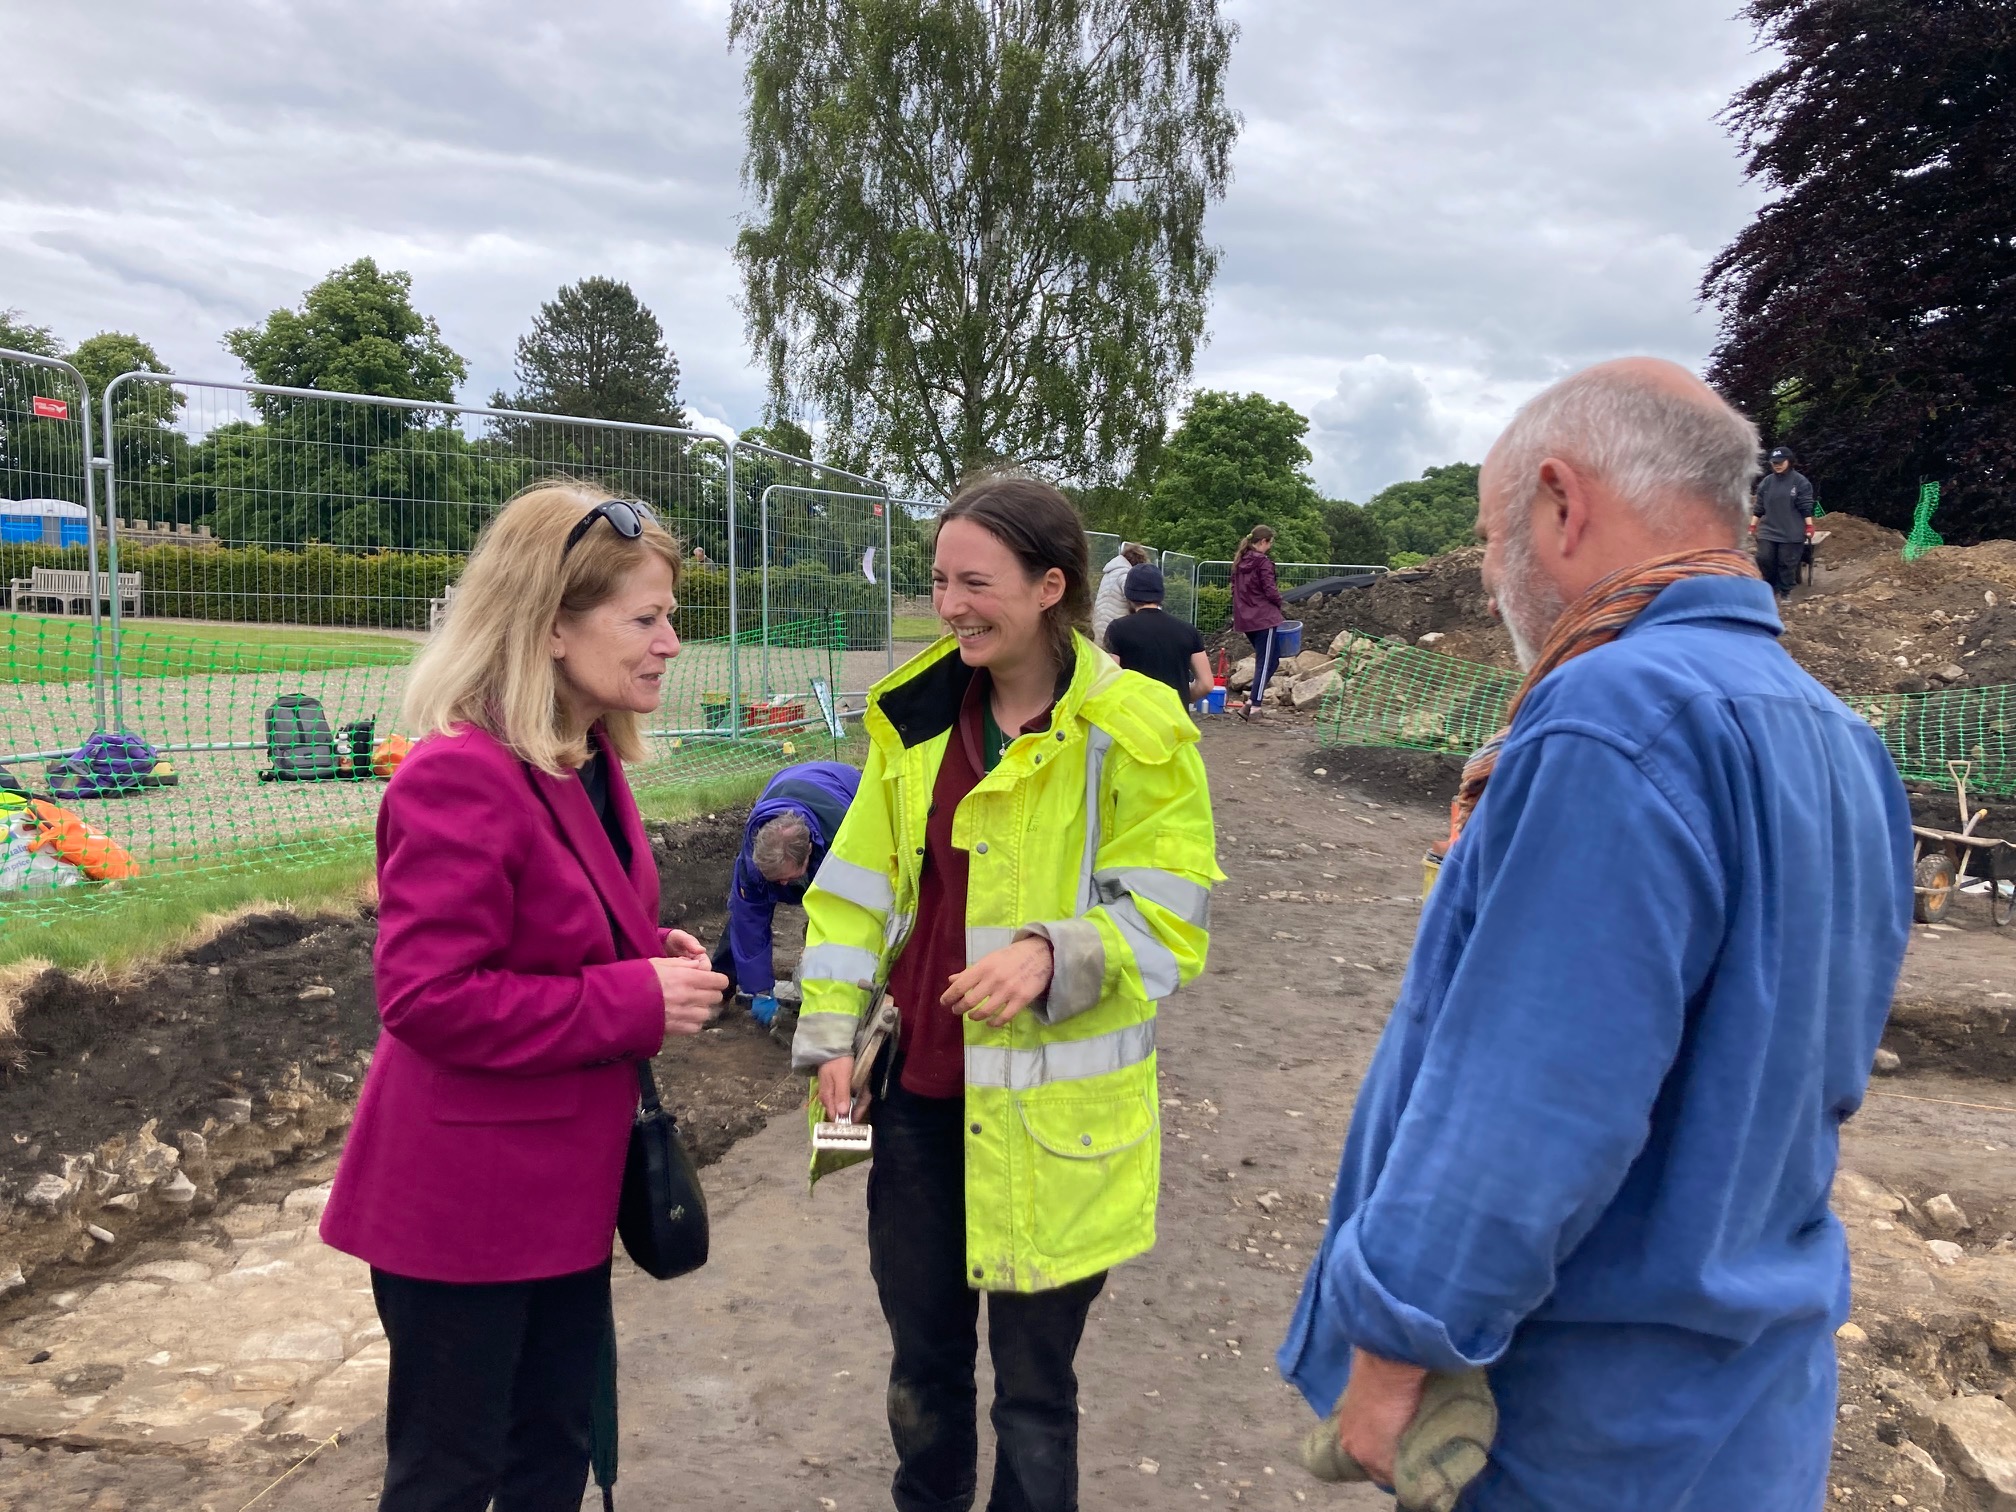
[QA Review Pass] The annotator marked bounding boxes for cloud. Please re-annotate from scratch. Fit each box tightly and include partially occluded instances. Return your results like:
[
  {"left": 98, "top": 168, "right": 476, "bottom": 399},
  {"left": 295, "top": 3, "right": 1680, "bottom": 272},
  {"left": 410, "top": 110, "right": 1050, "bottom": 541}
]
[
  {"left": 1307, "top": 358, "right": 1462, "bottom": 503},
  {"left": 0, "top": 0, "right": 1771, "bottom": 490}
]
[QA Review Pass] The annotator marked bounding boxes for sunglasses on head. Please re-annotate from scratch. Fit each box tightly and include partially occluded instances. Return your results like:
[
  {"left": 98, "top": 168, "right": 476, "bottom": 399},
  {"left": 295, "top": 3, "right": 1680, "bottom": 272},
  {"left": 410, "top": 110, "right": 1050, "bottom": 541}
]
[{"left": 562, "top": 498, "right": 656, "bottom": 558}]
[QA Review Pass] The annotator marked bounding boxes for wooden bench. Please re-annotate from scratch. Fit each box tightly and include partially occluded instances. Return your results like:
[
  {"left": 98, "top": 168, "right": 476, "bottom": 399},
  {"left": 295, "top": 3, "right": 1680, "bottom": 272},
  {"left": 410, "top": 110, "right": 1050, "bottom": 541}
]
[{"left": 5, "top": 567, "right": 144, "bottom": 617}]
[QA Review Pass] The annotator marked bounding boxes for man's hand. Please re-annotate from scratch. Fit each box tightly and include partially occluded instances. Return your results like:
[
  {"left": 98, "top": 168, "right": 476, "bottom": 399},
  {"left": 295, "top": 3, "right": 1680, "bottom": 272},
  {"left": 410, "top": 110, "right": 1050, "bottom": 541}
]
[
  {"left": 941, "top": 936, "right": 1053, "bottom": 1027},
  {"left": 1334, "top": 1348, "right": 1429, "bottom": 1489}
]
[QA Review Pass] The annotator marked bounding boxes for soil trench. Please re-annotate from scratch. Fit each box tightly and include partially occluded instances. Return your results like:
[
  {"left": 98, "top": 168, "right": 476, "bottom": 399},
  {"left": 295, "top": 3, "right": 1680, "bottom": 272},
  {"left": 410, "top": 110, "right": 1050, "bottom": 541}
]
[{"left": 0, "top": 713, "right": 2009, "bottom": 1508}]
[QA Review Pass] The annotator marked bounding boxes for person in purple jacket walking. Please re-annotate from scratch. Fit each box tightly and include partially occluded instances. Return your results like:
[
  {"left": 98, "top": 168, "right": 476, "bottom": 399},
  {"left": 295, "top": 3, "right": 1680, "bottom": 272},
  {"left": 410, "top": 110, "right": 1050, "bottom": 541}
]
[
  {"left": 708, "top": 761, "right": 861, "bottom": 1029},
  {"left": 1231, "top": 524, "right": 1286, "bottom": 719}
]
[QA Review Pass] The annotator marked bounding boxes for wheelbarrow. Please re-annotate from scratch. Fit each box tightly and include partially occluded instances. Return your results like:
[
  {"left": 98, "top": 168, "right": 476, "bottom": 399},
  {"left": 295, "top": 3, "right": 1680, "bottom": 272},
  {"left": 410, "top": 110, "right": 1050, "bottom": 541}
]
[{"left": 1911, "top": 761, "right": 2015, "bottom": 926}]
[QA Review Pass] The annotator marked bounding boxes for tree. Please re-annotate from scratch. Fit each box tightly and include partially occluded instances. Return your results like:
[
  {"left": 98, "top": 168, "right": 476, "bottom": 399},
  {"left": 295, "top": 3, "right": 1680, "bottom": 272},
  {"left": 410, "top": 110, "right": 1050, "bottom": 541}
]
[
  {"left": 732, "top": 0, "right": 1239, "bottom": 493},
  {"left": 1, "top": 310, "right": 81, "bottom": 506},
  {"left": 1146, "top": 391, "right": 1329, "bottom": 562},
  {"left": 64, "top": 332, "right": 190, "bottom": 523},
  {"left": 1362, "top": 463, "right": 1480, "bottom": 560},
  {"left": 493, "top": 277, "right": 685, "bottom": 427},
  {"left": 215, "top": 261, "right": 480, "bottom": 549},
  {"left": 0, "top": 309, "right": 61, "bottom": 359},
  {"left": 1321, "top": 498, "right": 1390, "bottom": 568},
  {"left": 226, "top": 258, "right": 466, "bottom": 422},
  {"left": 1702, "top": 1, "right": 2016, "bottom": 542}
]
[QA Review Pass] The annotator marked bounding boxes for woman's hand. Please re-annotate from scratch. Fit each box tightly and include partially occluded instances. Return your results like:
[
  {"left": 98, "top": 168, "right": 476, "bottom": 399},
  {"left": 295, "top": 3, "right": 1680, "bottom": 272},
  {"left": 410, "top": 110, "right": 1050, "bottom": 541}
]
[
  {"left": 817, "top": 1056, "right": 859, "bottom": 1122},
  {"left": 941, "top": 936, "right": 1053, "bottom": 1028},
  {"left": 659, "top": 929, "right": 711, "bottom": 967},
  {"left": 652, "top": 957, "right": 729, "bottom": 1038}
]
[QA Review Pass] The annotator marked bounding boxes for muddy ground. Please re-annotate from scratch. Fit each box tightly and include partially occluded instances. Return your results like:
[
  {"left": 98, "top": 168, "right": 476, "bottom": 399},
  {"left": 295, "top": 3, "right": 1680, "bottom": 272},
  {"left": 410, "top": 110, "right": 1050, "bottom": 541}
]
[
  {"left": 0, "top": 713, "right": 2011, "bottom": 1509},
  {"left": 1220, "top": 511, "right": 2016, "bottom": 708}
]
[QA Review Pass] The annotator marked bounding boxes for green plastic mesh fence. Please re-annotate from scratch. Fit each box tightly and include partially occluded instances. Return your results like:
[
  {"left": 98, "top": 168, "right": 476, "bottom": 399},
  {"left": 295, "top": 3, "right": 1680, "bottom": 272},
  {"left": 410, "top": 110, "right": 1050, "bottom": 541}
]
[
  {"left": 0, "top": 610, "right": 847, "bottom": 932},
  {"left": 1314, "top": 637, "right": 1518, "bottom": 756},
  {"left": 1315, "top": 634, "right": 2016, "bottom": 800},
  {"left": 1903, "top": 482, "right": 1944, "bottom": 563}
]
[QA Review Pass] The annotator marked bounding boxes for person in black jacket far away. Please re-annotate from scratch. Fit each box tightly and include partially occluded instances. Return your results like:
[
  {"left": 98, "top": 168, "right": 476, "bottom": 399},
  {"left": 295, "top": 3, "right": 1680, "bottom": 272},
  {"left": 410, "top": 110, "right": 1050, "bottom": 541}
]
[
  {"left": 1750, "top": 446, "right": 1815, "bottom": 598},
  {"left": 1103, "top": 562, "right": 1212, "bottom": 706}
]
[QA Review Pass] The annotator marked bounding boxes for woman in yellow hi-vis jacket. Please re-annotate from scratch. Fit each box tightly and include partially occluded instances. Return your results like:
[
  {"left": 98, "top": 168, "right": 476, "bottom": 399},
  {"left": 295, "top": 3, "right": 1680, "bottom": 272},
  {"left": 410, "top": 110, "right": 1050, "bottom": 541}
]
[{"left": 791, "top": 474, "right": 1221, "bottom": 1512}]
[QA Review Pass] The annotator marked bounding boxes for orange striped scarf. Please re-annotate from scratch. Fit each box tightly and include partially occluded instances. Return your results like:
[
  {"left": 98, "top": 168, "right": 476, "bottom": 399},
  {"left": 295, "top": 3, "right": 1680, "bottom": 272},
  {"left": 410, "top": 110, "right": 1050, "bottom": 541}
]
[{"left": 1445, "top": 547, "right": 1761, "bottom": 844}]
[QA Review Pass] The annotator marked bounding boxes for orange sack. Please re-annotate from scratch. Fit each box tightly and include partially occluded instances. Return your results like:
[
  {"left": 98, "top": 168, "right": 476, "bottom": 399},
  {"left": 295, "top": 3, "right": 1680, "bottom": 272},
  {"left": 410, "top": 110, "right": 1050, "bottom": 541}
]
[
  {"left": 372, "top": 734, "right": 412, "bottom": 780},
  {"left": 26, "top": 799, "right": 141, "bottom": 881}
]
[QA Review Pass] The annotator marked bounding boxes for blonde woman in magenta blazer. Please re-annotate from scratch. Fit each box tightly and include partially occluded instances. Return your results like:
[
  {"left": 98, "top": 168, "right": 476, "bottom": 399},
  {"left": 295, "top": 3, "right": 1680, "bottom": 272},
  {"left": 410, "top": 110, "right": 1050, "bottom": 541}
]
[{"left": 320, "top": 482, "right": 726, "bottom": 1511}]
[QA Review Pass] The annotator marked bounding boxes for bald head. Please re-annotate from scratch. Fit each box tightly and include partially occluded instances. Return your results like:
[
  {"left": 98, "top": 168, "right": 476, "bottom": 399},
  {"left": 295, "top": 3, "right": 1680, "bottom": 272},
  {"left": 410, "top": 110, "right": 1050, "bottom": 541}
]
[
  {"left": 1476, "top": 359, "right": 1763, "bottom": 666},
  {"left": 1482, "top": 358, "right": 1761, "bottom": 537}
]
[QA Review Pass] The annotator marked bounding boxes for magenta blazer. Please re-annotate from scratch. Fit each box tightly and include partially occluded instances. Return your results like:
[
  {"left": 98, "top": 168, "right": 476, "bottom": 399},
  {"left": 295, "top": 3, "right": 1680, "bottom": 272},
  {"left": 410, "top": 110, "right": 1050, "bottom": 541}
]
[{"left": 320, "top": 724, "right": 667, "bottom": 1283}]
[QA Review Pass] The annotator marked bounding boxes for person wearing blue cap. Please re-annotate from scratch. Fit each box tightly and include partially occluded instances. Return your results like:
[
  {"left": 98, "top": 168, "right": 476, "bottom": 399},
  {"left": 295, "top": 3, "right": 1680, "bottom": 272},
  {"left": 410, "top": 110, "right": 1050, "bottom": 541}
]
[{"left": 1103, "top": 561, "right": 1212, "bottom": 707}]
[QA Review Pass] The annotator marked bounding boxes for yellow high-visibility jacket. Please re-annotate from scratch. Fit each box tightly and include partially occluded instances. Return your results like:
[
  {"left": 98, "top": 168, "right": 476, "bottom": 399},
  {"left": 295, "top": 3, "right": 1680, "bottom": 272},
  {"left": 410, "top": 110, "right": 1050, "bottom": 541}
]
[{"left": 794, "top": 631, "right": 1223, "bottom": 1292}]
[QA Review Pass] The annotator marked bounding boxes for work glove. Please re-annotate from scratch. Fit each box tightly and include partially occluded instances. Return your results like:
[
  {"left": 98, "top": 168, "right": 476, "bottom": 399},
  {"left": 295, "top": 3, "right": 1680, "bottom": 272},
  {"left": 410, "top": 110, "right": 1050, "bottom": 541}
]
[
  {"left": 1297, "top": 1368, "right": 1496, "bottom": 1512},
  {"left": 750, "top": 993, "right": 780, "bottom": 1029}
]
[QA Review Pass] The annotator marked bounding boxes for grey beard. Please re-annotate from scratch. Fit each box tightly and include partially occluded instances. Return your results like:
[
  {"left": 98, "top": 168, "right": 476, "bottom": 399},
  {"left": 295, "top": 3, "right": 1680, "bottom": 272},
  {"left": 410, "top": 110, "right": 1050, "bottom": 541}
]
[{"left": 1494, "top": 537, "right": 1566, "bottom": 672}]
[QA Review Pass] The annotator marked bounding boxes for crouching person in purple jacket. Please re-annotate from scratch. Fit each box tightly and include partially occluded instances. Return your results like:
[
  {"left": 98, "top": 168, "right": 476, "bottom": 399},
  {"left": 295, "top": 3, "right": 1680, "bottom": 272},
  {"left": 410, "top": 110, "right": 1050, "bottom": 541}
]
[
  {"left": 320, "top": 482, "right": 728, "bottom": 1511},
  {"left": 708, "top": 761, "right": 860, "bottom": 1029}
]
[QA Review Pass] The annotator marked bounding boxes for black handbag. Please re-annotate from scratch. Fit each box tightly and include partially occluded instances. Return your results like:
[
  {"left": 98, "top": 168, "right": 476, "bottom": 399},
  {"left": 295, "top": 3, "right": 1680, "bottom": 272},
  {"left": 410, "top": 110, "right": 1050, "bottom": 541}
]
[{"left": 616, "top": 1057, "right": 709, "bottom": 1279}]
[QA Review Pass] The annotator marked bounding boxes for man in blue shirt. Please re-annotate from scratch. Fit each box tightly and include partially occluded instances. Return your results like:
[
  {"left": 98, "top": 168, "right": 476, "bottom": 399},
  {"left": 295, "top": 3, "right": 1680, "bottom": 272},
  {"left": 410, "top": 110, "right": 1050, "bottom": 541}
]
[{"left": 1279, "top": 358, "right": 1913, "bottom": 1510}]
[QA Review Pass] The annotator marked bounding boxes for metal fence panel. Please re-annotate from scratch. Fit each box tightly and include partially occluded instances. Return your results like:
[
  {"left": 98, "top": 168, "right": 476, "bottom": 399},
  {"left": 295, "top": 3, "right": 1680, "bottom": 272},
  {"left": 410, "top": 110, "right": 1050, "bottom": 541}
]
[
  {"left": 2, "top": 348, "right": 106, "bottom": 730},
  {"left": 1160, "top": 550, "right": 1200, "bottom": 625},
  {"left": 0, "top": 376, "right": 869, "bottom": 930}
]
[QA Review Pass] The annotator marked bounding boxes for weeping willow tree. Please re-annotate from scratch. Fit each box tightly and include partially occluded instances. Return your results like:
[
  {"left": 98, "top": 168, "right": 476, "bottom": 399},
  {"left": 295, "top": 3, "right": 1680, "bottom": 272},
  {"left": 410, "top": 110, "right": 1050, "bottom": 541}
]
[{"left": 731, "top": 0, "right": 1239, "bottom": 494}]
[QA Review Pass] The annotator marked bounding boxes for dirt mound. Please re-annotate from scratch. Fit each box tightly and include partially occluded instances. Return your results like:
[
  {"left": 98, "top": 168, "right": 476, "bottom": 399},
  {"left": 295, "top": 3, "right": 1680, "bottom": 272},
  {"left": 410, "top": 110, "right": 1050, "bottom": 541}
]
[
  {"left": 1222, "top": 514, "right": 2016, "bottom": 699},
  {"left": 1211, "top": 549, "right": 1517, "bottom": 668}
]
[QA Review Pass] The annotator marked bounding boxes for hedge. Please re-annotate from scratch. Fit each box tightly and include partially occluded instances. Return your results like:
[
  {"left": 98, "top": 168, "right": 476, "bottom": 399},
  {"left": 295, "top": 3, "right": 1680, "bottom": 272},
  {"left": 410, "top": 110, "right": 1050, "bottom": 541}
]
[
  {"left": 1, "top": 543, "right": 887, "bottom": 648},
  {"left": 1196, "top": 585, "right": 1232, "bottom": 637}
]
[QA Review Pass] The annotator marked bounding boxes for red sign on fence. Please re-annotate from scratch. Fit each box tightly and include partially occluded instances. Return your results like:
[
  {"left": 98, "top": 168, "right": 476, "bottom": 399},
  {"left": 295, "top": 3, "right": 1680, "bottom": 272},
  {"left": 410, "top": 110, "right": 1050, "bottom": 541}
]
[
  {"left": 30, "top": 396, "right": 70, "bottom": 420},
  {"left": 872, "top": 503, "right": 884, "bottom": 517}
]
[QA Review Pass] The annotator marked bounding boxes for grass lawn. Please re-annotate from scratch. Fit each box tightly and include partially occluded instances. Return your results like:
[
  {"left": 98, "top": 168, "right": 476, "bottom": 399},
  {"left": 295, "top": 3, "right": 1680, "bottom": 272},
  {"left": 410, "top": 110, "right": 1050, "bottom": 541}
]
[
  {"left": 0, "top": 752, "right": 867, "bottom": 974},
  {"left": 893, "top": 614, "right": 944, "bottom": 642},
  {"left": 2, "top": 611, "right": 415, "bottom": 687}
]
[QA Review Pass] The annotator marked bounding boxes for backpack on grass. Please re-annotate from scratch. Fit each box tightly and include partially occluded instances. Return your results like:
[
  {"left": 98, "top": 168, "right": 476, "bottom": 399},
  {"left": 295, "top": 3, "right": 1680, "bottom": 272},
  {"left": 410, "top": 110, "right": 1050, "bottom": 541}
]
[
  {"left": 45, "top": 732, "right": 159, "bottom": 800},
  {"left": 261, "top": 694, "right": 344, "bottom": 782}
]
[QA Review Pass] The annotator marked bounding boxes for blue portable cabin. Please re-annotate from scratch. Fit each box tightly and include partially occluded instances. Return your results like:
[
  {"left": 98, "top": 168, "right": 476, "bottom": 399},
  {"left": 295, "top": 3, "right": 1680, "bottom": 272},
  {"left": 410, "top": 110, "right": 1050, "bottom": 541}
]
[{"left": 0, "top": 499, "right": 90, "bottom": 548}]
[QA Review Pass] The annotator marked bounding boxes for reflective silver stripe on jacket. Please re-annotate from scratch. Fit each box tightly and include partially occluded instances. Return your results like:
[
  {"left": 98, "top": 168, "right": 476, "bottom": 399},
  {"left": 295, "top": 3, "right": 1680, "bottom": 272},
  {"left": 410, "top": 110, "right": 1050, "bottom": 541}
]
[
  {"left": 790, "top": 1010, "right": 862, "bottom": 1073},
  {"left": 966, "top": 924, "right": 1018, "bottom": 964},
  {"left": 1074, "top": 727, "right": 1115, "bottom": 913},
  {"left": 965, "top": 1020, "right": 1157, "bottom": 1091},
  {"left": 800, "top": 942, "right": 881, "bottom": 985},
  {"left": 1102, "top": 896, "right": 1184, "bottom": 1000},
  {"left": 1095, "top": 866, "right": 1210, "bottom": 929},
  {"left": 812, "top": 853, "right": 894, "bottom": 914}
]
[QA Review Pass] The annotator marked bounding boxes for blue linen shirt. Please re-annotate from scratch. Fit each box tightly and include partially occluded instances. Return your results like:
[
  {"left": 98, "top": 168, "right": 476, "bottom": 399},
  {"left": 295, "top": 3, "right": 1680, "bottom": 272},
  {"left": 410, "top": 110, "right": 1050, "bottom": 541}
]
[{"left": 1278, "top": 577, "right": 1913, "bottom": 1511}]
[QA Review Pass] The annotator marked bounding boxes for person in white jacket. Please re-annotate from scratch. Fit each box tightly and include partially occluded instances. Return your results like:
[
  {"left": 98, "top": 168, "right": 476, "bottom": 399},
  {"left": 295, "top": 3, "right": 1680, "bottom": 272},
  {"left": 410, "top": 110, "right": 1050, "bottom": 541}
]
[{"left": 1091, "top": 542, "right": 1151, "bottom": 646}]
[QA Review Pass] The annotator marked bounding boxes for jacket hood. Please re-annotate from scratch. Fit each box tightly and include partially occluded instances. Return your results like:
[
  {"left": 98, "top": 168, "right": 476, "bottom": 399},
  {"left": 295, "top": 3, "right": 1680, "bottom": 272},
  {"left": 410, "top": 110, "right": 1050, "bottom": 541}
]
[{"left": 866, "top": 632, "right": 1196, "bottom": 768}]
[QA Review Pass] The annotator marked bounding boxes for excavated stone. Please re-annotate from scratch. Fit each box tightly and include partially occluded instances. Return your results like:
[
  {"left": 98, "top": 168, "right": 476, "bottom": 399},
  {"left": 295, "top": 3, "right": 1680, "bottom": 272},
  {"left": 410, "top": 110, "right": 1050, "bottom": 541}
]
[{"left": 1933, "top": 1394, "right": 2016, "bottom": 1508}]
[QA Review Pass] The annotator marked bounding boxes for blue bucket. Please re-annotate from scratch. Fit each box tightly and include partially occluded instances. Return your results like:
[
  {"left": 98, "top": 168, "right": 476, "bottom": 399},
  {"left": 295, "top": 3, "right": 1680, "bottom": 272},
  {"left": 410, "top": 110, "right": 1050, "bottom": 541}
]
[
  {"left": 1206, "top": 686, "right": 1226, "bottom": 714},
  {"left": 1274, "top": 620, "right": 1303, "bottom": 658}
]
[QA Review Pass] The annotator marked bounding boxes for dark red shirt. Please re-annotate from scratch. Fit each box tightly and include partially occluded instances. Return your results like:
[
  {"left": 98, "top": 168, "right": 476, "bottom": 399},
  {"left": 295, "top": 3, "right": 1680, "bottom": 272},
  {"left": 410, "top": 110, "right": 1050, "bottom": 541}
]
[{"left": 886, "top": 671, "right": 1053, "bottom": 1098}]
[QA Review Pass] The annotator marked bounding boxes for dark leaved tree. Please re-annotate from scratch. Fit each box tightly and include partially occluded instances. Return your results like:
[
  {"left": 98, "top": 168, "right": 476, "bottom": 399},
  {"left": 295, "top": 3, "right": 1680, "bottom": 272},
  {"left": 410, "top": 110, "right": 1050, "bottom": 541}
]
[{"left": 1702, "top": 0, "right": 2016, "bottom": 541}]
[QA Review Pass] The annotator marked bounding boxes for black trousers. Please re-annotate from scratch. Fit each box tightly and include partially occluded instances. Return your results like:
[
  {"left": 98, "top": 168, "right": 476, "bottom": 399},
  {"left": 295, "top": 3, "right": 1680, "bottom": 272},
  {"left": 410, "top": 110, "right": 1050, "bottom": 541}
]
[
  {"left": 1756, "top": 539, "right": 1804, "bottom": 596},
  {"left": 371, "top": 1259, "right": 610, "bottom": 1512},
  {"left": 867, "top": 1074, "right": 1106, "bottom": 1512}
]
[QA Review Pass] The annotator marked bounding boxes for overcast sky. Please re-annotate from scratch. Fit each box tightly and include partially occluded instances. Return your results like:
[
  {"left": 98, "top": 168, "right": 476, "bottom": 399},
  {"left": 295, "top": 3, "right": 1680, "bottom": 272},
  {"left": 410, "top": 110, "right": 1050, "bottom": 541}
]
[{"left": 0, "top": 0, "right": 1769, "bottom": 502}]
